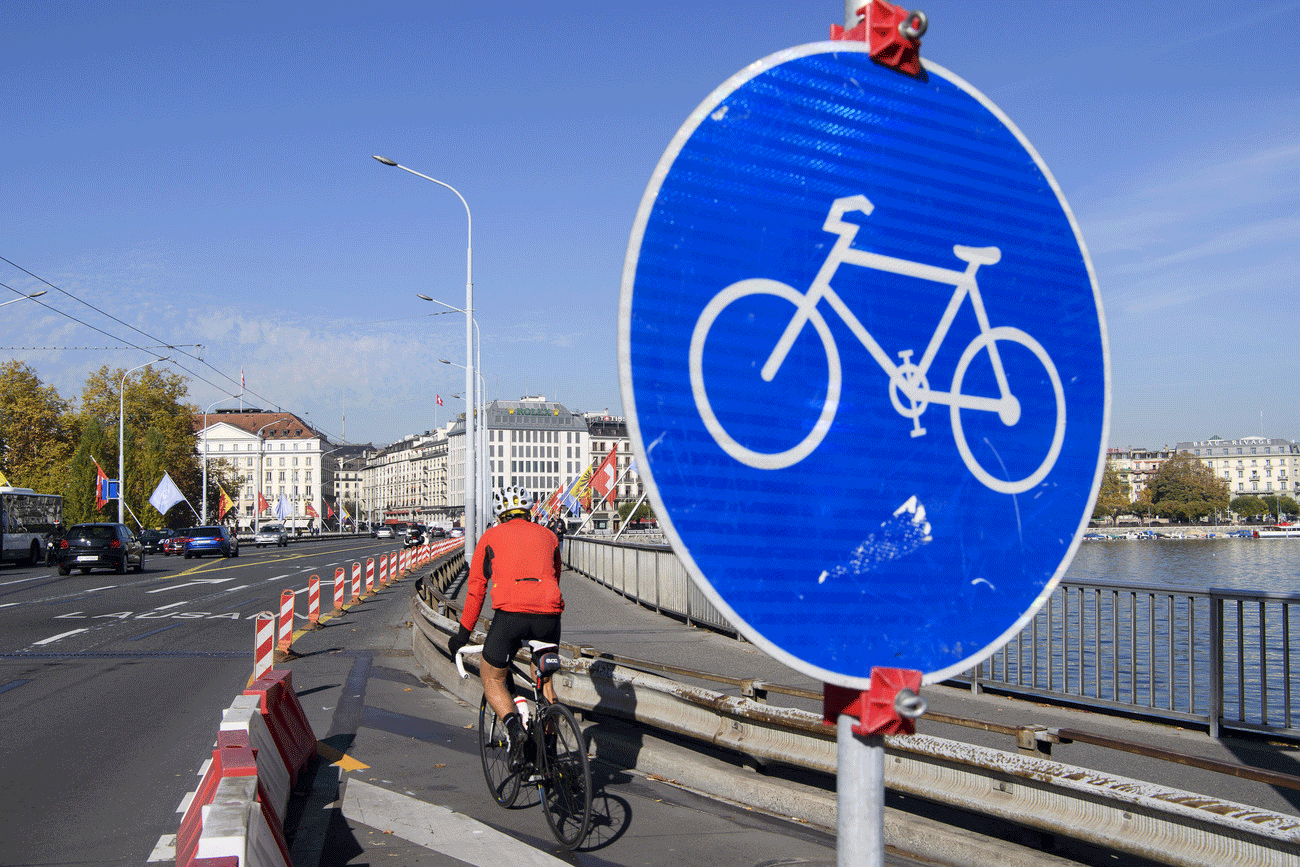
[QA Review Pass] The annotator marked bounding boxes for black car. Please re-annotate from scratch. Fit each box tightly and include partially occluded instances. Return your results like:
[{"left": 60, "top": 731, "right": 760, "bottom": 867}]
[
  {"left": 55, "top": 523, "right": 145, "bottom": 575},
  {"left": 403, "top": 526, "right": 425, "bottom": 548},
  {"left": 139, "top": 528, "right": 174, "bottom": 553}
]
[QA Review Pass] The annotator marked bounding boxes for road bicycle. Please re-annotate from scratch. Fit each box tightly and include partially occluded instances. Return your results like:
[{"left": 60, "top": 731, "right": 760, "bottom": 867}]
[
  {"left": 688, "top": 194, "right": 1066, "bottom": 495},
  {"left": 456, "top": 640, "right": 593, "bottom": 849}
]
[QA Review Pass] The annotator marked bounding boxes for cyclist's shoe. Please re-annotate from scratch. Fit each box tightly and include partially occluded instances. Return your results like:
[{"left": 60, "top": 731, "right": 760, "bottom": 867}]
[{"left": 504, "top": 712, "right": 527, "bottom": 771}]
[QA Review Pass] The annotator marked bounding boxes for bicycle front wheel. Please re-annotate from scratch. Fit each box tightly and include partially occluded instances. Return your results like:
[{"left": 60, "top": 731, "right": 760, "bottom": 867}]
[
  {"left": 478, "top": 696, "right": 521, "bottom": 808},
  {"left": 537, "top": 703, "right": 592, "bottom": 849},
  {"left": 950, "top": 326, "right": 1065, "bottom": 495}
]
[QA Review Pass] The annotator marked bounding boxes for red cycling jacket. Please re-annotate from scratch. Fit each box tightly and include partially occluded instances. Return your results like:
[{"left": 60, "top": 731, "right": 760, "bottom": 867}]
[{"left": 459, "top": 517, "right": 563, "bottom": 632}]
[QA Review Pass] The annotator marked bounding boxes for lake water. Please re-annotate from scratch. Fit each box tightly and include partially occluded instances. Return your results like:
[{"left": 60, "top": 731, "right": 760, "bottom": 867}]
[{"left": 1065, "top": 537, "right": 1299, "bottom": 594}]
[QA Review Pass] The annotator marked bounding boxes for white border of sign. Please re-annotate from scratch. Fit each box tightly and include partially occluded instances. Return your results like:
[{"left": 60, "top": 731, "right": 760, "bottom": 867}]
[{"left": 619, "top": 42, "right": 1109, "bottom": 689}]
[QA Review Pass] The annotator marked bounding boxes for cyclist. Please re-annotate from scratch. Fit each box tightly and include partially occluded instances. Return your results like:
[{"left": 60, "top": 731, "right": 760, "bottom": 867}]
[{"left": 448, "top": 485, "right": 563, "bottom": 769}]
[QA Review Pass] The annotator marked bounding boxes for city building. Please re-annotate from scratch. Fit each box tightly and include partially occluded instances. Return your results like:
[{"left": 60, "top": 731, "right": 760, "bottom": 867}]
[
  {"left": 1106, "top": 445, "right": 1176, "bottom": 503},
  {"left": 192, "top": 409, "right": 331, "bottom": 532},
  {"left": 1176, "top": 436, "right": 1298, "bottom": 497},
  {"left": 584, "top": 411, "right": 647, "bottom": 532}
]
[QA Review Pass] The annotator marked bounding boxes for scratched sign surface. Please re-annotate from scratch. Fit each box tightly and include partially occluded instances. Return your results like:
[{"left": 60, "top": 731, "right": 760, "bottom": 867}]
[{"left": 619, "top": 43, "right": 1108, "bottom": 688}]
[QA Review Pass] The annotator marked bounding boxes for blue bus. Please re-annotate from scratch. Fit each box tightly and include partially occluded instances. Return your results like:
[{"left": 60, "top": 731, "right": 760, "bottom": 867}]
[{"left": 1, "top": 486, "right": 63, "bottom": 566}]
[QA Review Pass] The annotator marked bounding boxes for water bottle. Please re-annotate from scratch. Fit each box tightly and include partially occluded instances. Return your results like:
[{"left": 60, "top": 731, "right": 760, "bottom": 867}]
[{"left": 513, "top": 695, "right": 530, "bottom": 726}]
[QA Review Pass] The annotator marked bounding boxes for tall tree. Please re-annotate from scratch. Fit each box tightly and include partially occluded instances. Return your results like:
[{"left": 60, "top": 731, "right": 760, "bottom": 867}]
[
  {"left": 1092, "top": 463, "right": 1131, "bottom": 523},
  {"left": 1148, "top": 451, "right": 1230, "bottom": 522},
  {"left": 64, "top": 417, "right": 111, "bottom": 524},
  {"left": 0, "top": 360, "right": 73, "bottom": 493},
  {"left": 80, "top": 364, "right": 200, "bottom": 523}
]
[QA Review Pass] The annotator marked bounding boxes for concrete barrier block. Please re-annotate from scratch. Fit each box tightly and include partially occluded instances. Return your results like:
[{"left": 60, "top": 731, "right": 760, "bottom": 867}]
[{"left": 220, "top": 695, "right": 291, "bottom": 823}]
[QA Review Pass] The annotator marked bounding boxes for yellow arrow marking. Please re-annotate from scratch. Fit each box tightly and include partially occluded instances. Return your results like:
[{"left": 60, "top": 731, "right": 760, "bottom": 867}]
[{"left": 317, "top": 741, "right": 369, "bottom": 771}]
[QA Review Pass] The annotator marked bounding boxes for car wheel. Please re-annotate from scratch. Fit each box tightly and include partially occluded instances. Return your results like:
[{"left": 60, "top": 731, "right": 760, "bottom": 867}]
[
  {"left": 135, "top": 554, "right": 145, "bottom": 574},
  {"left": 57, "top": 563, "right": 71, "bottom": 576},
  {"left": 116, "top": 557, "right": 127, "bottom": 575},
  {"left": 184, "top": 552, "right": 191, "bottom": 559},
  {"left": 79, "top": 568, "right": 91, "bottom": 574}
]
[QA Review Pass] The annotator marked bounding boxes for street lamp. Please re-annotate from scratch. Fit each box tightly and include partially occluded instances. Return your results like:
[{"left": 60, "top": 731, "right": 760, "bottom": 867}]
[
  {"left": 201, "top": 396, "right": 241, "bottom": 523},
  {"left": 254, "top": 418, "right": 284, "bottom": 532},
  {"left": 0, "top": 290, "right": 47, "bottom": 307},
  {"left": 374, "top": 155, "right": 476, "bottom": 556},
  {"left": 439, "top": 356, "right": 488, "bottom": 530},
  {"left": 119, "top": 357, "right": 170, "bottom": 524}
]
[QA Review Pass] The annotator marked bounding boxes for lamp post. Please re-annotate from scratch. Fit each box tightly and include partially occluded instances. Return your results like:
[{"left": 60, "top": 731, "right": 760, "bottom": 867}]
[
  {"left": 374, "top": 155, "right": 476, "bottom": 555},
  {"left": 439, "top": 356, "right": 488, "bottom": 529},
  {"left": 0, "top": 290, "right": 47, "bottom": 307},
  {"left": 119, "top": 357, "right": 169, "bottom": 524},
  {"left": 201, "top": 397, "right": 241, "bottom": 523},
  {"left": 254, "top": 418, "right": 282, "bottom": 532}
]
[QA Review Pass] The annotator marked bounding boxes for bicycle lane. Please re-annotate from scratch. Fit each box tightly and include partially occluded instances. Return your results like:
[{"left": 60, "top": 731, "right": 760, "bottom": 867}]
[{"left": 273, "top": 565, "right": 850, "bottom": 867}]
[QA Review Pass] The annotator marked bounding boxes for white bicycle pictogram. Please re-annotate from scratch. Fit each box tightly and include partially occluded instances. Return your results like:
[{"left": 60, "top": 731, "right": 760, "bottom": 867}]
[{"left": 688, "top": 194, "right": 1066, "bottom": 495}]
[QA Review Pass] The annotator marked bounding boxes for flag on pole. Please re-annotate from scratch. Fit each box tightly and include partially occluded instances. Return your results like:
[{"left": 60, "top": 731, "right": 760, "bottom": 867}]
[
  {"left": 326, "top": 502, "right": 335, "bottom": 519},
  {"left": 559, "top": 468, "right": 590, "bottom": 516},
  {"left": 257, "top": 492, "right": 270, "bottom": 515},
  {"left": 93, "top": 459, "right": 111, "bottom": 511},
  {"left": 274, "top": 494, "right": 291, "bottom": 521},
  {"left": 149, "top": 472, "right": 185, "bottom": 515},
  {"left": 304, "top": 501, "right": 319, "bottom": 518},
  {"left": 217, "top": 485, "right": 234, "bottom": 519},
  {"left": 589, "top": 446, "right": 619, "bottom": 505},
  {"left": 436, "top": 394, "right": 444, "bottom": 406},
  {"left": 339, "top": 502, "right": 350, "bottom": 521}
]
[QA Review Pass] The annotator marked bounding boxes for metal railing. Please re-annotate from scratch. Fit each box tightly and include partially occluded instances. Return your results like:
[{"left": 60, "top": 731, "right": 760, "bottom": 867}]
[{"left": 563, "top": 536, "right": 1300, "bottom": 739}]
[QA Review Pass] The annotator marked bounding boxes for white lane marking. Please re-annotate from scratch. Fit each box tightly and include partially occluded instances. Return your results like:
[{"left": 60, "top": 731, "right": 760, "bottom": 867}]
[
  {"left": 147, "top": 834, "right": 175, "bottom": 862},
  {"left": 88, "top": 585, "right": 118, "bottom": 592},
  {"left": 152, "top": 601, "right": 190, "bottom": 611},
  {"left": 342, "top": 779, "right": 567, "bottom": 866},
  {"left": 0, "top": 602, "right": 20, "bottom": 609},
  {"left": 32, "top": 628, "right": 90, "bottom": 646}
]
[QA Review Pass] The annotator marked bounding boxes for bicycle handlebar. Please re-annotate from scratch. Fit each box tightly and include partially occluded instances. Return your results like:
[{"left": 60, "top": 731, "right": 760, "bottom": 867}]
[{"left": 455, "top": 644, "right": 484, "bottom": 679}]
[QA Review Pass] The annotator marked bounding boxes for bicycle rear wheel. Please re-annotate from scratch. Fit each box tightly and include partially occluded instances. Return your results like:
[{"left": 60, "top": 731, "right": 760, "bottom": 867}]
[
  {"left": 537, "top": 703, "right": 592, "bottom": 849},
  {"left": 478, "top": 696, "right": 521, "bottom": 807}
]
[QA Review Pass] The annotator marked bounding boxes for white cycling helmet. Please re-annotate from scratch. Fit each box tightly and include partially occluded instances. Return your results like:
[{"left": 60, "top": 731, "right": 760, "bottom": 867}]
[{"left": 493, "top": 485, "right": 533, "bottom": 518}]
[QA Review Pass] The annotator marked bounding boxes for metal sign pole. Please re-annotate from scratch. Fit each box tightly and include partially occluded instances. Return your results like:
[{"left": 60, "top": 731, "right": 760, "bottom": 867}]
[{"left": 838, "top": 717, "right": 885, "bottom": 867}]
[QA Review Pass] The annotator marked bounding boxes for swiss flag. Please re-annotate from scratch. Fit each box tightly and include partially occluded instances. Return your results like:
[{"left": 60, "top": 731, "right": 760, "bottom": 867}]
[
  {"left": 436, "top": 394, "right": 444, "bottom": 406},
  {"left": 589, "top": 446, "right": 619, "bottom": 505}
]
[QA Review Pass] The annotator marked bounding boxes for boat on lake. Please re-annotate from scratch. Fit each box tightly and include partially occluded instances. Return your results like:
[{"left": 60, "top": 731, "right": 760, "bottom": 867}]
[{"left": 1254, "top": 523, "right": 1300, "bottom": 538}]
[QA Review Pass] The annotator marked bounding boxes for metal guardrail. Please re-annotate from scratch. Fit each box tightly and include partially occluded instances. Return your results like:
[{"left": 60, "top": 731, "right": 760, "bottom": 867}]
[
  {"left": 563, "top": 537, "right": 1300, "bottom": 739},
  {"left": 409, "top": 580, "right": 1300, "bottom": 867}
]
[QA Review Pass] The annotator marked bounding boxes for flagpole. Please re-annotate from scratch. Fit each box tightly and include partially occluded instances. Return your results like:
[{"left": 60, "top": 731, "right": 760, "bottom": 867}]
[{"left": 613, "top": 489, "right": 650, "bottom": 542}]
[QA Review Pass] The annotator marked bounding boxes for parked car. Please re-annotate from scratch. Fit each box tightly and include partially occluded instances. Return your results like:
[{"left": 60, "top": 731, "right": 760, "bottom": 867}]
[
  {"left": 184, "top": 525, "right": 240, "bottom": 559},
  {"left": 163, "top": 531, "right": 191, "bottom": 556},
  {"left": 139, "top": 528, "right": 174, "bottom": 553},
  {"left": 55, "top": 523, "right": 144, "bottom": 575},
  {"left": 374, "top": 525, "right": 395, "bottom": 540},
  {"left": 254, "top": 523, "right": 289, "bottom": 547}
]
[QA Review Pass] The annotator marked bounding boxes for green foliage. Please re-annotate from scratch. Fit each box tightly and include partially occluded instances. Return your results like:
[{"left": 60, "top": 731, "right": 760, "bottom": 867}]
[
  {"left": 1147, "top": 451, "right": 1230, "bottom": 521},
  {"left": 64, "top": 417, "right": 110, "bottom": 524},
  {"left": 1230, "top": 495, "right": 1268, "bottom": 520},
  {"left": 79, "top": 364, "right": 201, "bottom": 526},
  {"left": 617, "top": 499, "right": 655, "bottom": 523},
  {"left": 0, "top": 360, "right": 73, "bottom": 493},
  {"left": 1092, "top": 463, "right": 1131, "bottom": 522},
  {"left": 1261, "top": 494, "right": 1300, "bottom": 522}
]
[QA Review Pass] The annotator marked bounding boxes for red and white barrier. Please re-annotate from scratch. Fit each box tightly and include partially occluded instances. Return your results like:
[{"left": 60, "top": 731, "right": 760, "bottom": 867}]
[
  {"left": 275, "top": 590, "right": 294, "bottom": 659},
  {"left": 365, "top": 557, "right": 375, "bottom": 595},
  {"left": 177, "top": 729, "right": 292, "bottom": 867},
  {"left": 350, "top": 561, "right": 362, "bottom": 605},
  {"left": 378, "top": 554, "right": 388, "bottom": 587},
  {"left": 331, "top": 567, "right": 345, "bottom": 616},
  {"left": 220, "top": 697, "right": 290, "bottom": 823},
  {"left": 243, "top": 668, "right": 316, "bottom": 788},
  {"left": 253, "top": 613, "right": 274, "bottom": 682},
  {"left": 307, "top": 575, "right": 321, "bottom": 629}
]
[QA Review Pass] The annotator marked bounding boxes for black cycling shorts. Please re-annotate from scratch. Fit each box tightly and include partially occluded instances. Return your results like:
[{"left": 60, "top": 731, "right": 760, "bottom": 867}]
[{"left": 482, "top": 610, "right": 562, "bottom": 669}]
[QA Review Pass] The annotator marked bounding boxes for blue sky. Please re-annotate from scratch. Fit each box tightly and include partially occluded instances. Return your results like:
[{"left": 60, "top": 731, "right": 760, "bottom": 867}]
[{"left": 3, "top": 0, "right": 1297, "bottom": 450}]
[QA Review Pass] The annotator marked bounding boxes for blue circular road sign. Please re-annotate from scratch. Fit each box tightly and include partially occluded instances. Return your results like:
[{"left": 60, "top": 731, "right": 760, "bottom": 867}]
[{"left": 620, "top": 43, "right": 1109, "bottom": 688}]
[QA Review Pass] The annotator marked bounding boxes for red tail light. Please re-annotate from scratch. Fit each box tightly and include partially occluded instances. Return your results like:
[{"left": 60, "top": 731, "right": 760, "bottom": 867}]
[
  {"left": 59, "top": 540, "right": 69, "bottom": 549},
  {"left": 109, "top": 540, "right": 121, "bottom": 549}
]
